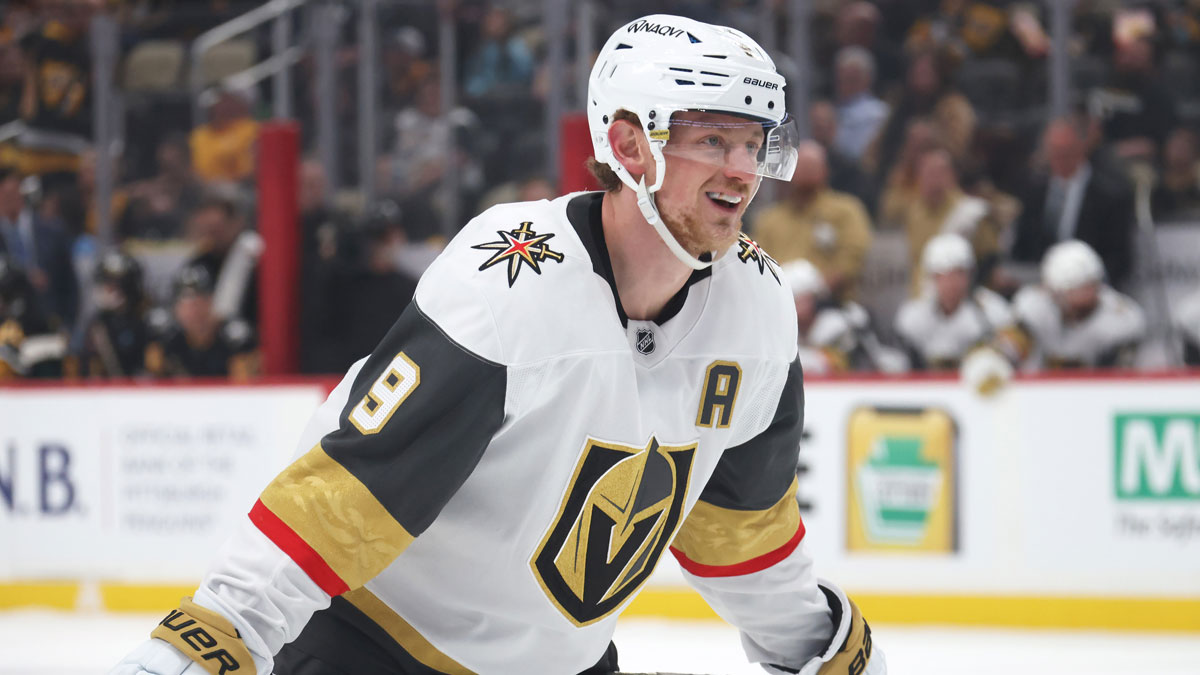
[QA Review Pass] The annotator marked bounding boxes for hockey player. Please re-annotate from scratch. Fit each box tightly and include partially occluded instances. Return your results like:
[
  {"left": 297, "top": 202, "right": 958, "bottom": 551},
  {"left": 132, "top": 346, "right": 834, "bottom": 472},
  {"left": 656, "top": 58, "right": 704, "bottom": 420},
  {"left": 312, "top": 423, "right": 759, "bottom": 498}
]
[
  {"left": 1007, "top": 239, "right": 1146, "bottom": 369},
  {"left": 783, "top": 258, "right": 854, "bottom": 373},
  {"left": 79, "top": 249, "right": 150, "bottom": 377},
  {"left": 783, "top": 258, "right": 907, "bottom": 374},
  {"left": 964, "top": 239, "right": 1147, "bottom": 391},
  {"left": 111, "top": 14, "right": 883, "bottom": 675},
  {"left": 895, "top": 233, "right": 1017, "bottom": 370}
]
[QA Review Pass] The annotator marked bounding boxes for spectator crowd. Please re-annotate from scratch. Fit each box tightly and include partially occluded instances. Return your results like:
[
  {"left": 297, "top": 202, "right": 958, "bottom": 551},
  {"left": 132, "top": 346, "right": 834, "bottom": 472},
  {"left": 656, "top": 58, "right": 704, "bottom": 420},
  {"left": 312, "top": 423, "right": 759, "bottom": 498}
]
[{"left": 1, "top": 0, "right": 1200, "bottom": 383}]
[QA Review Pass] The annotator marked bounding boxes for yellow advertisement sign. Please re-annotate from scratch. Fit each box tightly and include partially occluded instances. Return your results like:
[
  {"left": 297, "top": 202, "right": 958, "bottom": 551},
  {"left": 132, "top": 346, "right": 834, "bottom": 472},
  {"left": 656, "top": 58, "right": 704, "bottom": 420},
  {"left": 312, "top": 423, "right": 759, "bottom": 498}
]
[{"left": 847, "top": 406, "right": 957, "bottom": 553}]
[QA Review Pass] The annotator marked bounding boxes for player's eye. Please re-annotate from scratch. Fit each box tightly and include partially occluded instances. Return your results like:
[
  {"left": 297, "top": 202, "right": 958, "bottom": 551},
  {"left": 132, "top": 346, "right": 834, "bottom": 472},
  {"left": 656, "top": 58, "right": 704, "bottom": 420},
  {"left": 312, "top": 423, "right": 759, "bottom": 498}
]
[{"left": 700, "top": 135, "right": 723, "bottom": 148}]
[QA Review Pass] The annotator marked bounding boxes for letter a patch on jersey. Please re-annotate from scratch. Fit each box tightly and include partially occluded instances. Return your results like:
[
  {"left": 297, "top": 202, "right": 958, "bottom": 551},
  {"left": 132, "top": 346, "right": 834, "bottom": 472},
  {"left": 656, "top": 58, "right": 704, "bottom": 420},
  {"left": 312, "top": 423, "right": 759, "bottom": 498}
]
[
  {"left": 532, "top": 438, "right": 695, "bottom": 626},
  {"left": 472, "top": 221, "right": 565, "bottom": 287}
]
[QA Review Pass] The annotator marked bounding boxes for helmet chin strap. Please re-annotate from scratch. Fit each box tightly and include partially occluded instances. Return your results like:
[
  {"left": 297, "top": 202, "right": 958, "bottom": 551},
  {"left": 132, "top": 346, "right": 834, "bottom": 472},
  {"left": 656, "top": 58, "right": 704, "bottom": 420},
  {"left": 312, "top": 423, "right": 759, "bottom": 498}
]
[{"left": 634, "top": 175, "right": 714, "bottom": 271}]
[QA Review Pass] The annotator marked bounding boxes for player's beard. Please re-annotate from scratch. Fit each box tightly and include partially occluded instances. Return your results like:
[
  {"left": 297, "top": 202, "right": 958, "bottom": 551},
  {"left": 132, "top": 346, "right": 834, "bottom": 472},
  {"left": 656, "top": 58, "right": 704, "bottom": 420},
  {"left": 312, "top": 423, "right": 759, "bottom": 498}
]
[{"left": 657, "top": 193, "right": 744, "bottom": 260}]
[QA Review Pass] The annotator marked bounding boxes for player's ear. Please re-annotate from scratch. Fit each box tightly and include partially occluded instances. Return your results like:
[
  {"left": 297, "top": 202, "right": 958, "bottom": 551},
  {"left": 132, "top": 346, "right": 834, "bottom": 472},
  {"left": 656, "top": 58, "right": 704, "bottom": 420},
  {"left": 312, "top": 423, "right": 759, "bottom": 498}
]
[{"left": 608, "top": 119, "right": 651, "bottom": 184}]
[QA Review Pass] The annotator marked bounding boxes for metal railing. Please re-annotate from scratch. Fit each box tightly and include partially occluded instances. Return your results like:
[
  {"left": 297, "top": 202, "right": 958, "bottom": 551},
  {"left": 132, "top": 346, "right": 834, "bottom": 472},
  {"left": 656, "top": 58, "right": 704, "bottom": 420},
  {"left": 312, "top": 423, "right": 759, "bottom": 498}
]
[{"left": 188, "top": 0, "right": 308, "bottom": 125}]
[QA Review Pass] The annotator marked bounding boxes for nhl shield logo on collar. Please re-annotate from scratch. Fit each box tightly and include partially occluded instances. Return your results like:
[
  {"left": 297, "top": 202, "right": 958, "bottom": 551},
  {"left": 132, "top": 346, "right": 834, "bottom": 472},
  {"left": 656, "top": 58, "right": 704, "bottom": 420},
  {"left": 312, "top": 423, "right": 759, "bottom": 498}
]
[{"left": 635, "top": 327, "right": 655, "bottom": 355}]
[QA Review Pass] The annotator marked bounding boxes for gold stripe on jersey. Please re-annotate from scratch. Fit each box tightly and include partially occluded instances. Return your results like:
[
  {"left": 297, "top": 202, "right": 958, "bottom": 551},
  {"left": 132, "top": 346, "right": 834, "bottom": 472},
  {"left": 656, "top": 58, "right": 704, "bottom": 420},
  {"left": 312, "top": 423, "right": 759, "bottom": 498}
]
[
  {"left": 343, "top": 587, "right": 476, "bottom": 675},
  {"left": 260, "top": 444, "right": 414, "bottom": 590},
  {"left": 671, "top": 477, "right": 801, "bottom": 567}
]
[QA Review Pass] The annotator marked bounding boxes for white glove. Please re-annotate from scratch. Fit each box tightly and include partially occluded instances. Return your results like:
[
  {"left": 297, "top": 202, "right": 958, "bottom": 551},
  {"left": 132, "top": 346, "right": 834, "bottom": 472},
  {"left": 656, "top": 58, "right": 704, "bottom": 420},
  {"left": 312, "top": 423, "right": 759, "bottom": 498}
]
[
  {"left": 795, "top": 581, "right": 886, "bottom": 675},
  {"left": 108, "top": 638, "right": 200, "bottom": 675},
  {"left": 960, "top": 346, "right": 1013, "bottom": 396}
]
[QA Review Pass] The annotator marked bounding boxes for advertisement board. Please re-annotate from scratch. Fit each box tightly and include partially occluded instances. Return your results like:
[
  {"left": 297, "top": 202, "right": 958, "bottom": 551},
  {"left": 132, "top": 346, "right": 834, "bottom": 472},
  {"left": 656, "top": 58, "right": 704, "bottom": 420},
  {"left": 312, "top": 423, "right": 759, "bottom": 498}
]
[{"left": 0, "top": 385, "right": 326, "bottom": 582}]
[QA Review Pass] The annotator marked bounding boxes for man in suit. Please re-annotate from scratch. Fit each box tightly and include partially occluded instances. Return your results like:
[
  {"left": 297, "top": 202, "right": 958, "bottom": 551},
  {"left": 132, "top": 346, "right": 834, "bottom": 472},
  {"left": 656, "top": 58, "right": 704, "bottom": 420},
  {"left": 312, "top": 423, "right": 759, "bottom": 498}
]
[
  {"left": 0, "top": 166, "right": 77, "bottom": 330},
  {"left": 1010, "top": 118, "right": 1134, "bottom": 289}
]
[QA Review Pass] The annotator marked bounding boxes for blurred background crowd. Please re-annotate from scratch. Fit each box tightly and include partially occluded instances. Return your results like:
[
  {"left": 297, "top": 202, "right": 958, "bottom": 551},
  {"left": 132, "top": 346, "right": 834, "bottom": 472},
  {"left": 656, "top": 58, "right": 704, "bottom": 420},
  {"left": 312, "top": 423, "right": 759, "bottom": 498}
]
[{"left": 1, "top": 0, "right": 1199, "bottom": 382}]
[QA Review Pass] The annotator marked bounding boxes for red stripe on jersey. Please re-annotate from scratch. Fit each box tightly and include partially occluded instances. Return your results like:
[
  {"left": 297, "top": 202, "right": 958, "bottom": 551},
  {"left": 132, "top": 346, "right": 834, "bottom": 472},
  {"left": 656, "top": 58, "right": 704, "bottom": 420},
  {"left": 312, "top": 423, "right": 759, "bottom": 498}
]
[
  {"left": 249, "top": 499, "right": 349, "bottom": 596},
  {"left": 669, "top": 518, "right": 806, "bottom": 578}
]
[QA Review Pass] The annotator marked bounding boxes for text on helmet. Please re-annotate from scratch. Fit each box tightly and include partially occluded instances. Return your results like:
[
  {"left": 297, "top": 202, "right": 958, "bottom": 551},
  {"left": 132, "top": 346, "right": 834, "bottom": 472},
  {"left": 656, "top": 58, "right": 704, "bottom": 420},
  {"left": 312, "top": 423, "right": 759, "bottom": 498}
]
[
  {"left": 743, "top": 77, "right": 778, "bottom": 90},
  {"left": 627, "top": 19, "right": 685, "bottom": 38}
]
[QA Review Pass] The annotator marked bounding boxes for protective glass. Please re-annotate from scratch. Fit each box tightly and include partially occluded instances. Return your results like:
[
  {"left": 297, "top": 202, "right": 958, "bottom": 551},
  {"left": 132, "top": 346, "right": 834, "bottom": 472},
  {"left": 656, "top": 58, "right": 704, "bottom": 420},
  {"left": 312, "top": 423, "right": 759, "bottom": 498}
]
[{"left": 660, "top": 113, "right": 800, "bottom": 181}]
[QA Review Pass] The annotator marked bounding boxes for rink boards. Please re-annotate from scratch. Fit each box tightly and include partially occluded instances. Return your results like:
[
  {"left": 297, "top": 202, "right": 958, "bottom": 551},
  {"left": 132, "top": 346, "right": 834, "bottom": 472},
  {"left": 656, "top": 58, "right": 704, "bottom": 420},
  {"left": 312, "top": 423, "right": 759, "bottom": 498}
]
[{"left": 1, "top": 374, "right": 1198, "bottom": 630}]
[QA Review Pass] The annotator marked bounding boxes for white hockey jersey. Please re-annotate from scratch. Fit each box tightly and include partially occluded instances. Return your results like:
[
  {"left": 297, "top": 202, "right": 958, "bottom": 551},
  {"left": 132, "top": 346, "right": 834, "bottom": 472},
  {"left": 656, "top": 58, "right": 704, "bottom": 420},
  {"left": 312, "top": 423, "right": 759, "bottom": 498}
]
[
  {"left": 894, "top": 287, "right": 1015, "bottom": 369},
  {"left": 1012, "top": 284, "right": 1146, "bottom": 369},
  {"left": 190, "top": 192, "right": 834, "bottom": 674}
]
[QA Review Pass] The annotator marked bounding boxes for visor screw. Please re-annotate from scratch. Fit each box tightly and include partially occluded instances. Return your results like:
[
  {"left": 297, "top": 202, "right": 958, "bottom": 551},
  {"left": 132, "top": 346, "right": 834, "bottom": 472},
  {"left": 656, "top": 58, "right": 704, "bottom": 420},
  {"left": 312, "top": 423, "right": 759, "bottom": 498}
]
[
  {"left": 768, "top": 100, "right": 775, "bottom": 110},
  {"left": 647, "top": 121, "right": 656, "bottom": 130},
  {"left": 745, "top": 95, "right": 752, "bottom": 105},
  {"left": 648, "top": 110, "right": 657, "bottom": 119},
  {"left": 602, "top": 115, "right": 609, "bottom": 124}
]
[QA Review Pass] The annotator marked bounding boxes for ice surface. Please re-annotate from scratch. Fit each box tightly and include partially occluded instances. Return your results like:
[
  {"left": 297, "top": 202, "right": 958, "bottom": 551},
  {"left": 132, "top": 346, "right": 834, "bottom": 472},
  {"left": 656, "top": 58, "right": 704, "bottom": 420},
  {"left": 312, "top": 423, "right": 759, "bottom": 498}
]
[{"left": 3, "top": 610, "right": 1199, "bottom": 674}]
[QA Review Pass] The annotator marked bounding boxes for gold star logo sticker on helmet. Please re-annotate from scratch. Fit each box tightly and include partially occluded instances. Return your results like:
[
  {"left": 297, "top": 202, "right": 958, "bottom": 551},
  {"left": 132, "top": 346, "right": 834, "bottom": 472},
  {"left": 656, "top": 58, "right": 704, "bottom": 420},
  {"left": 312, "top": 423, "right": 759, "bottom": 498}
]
[{"left": 472, "top": 221, "right": 566, "bottom": 287}]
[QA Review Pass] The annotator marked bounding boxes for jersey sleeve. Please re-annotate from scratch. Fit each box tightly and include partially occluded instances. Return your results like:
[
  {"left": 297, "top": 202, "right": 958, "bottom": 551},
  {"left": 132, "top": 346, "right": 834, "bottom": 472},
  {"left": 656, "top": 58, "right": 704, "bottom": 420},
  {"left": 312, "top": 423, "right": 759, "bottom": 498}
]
[
  {"left": 190, "top": 291, "right": 508, "bottom": 668},
  {"left": 668, "top": 359, "right": 834, "bottom": 669}
]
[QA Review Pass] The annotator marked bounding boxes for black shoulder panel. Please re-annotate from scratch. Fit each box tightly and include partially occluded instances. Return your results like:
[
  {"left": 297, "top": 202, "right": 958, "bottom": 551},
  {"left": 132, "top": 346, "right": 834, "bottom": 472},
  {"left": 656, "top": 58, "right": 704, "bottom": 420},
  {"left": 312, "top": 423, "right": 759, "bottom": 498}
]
[
  {"left": 698, "top": 359, "right": 804, "bottom": 511},
  {"left": 320, "top": 300, "right": 507, "bottom": 536}
]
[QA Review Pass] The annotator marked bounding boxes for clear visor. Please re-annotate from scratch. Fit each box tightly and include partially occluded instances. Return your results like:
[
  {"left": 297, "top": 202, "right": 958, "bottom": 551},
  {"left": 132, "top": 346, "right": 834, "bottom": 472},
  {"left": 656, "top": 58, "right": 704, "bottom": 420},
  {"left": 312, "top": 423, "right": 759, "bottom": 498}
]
[{"left": 659, "top": 113, "right": 800, "bottom": 182}]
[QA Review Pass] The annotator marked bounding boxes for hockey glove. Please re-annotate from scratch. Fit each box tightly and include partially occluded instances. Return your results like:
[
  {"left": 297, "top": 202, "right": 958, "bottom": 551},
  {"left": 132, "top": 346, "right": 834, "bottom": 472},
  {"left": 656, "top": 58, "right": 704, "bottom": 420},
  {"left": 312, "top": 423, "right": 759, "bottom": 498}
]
[
  {"left": 109, "top": 597, "right": 257, "bottom": 675},
  {"left": 960, "top": 345, "right": 1013, "bottom": 397}
]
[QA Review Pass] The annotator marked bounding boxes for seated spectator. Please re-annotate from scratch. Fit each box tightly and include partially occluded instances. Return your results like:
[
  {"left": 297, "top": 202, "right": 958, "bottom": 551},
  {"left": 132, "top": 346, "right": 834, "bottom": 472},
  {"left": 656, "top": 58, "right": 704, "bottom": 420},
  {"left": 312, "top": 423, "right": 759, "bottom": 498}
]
[
  {"left": 895, "top": 233, "right": 1016, "bottom": 370},
  {"left": 1002, "top": 240, "right": 1146, "bottom": 369},
  {"left": 184, "top": 192, "right": 260, "bottom": 326},
  {"left": 0, "top": 252, "right": 65, "bottom": 378},
  {"left": 1151, "top": 127, "right": 1200, "bottom": 221},
  {"left": 903, "top": 147, "right": 1002, "bottom": 295},
  {"left": 17, "top": 0, "right": 98, "bottom": 185},
  {"left": 809, "top": 100, "right": 874, "bottom": 208},
  {"left": 1176, "top": 287, "right": 1200, "bottom": 366},
  {"left": 462, "top": 6, "right": 534, "bottom": 100},
  {"left": 145, "top": 263, "right": 258, "bottom": 380},
  {"left": 833, "top": 46, "right": 889, "bottom": 161},
  {"left": 382, "top": 26, "right": 433, "bottom": 114},
  {"left": 1087, "top": 37, "right": 1176, "bottom": 163},
  {"left": 120, "top": 134, "right": 203, "bottom": 241},
  {"left": 384, "top": 75, "right": 484, "bottom": 205},
  {"left": 79, "top": 249, "right": 148, "bottom": 377},
  {"left": 189, "top": 87, "right": 259, "bottom": 183},
  {"left": 904, "top": 0, "right": 1048, "bottom": 62},
  {"left": 876, "top": 117, "right": 939, "bottom": 228},
  {"left": 752, "top": 141, "right": 873, "bottom": 303},
  {"left": 315, "top": 201, "right": 426, "bottom": 369},
  {"left": 0, "top": 165, "right": 76, "bottom": 330},
  {"left": 75, "top": 148, "right": 128, "bottom": 237},
  {"left": 1010, "top": 118, "right": 1135, "bottom": 289},
  {"left": 865, "top": 47, "right": 976, "bottom": 180},
  {"left": 831, "top": 1, "right": 904, "bottom": 95}
]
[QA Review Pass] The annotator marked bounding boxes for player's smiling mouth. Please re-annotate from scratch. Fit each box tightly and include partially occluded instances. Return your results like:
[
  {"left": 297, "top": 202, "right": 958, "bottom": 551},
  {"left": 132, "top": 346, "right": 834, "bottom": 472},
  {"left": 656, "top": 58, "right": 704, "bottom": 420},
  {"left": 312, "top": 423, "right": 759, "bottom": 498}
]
[{"left": 706, "top": 191, "right": 742, "bottom": 212}]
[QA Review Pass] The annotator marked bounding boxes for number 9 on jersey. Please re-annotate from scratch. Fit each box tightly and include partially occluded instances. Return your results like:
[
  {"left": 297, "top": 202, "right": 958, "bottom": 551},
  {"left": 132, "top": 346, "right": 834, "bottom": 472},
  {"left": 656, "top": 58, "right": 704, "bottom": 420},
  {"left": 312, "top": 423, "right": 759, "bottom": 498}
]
[{"left": 350, "top": 352, "right": 421, "bottom": 435}]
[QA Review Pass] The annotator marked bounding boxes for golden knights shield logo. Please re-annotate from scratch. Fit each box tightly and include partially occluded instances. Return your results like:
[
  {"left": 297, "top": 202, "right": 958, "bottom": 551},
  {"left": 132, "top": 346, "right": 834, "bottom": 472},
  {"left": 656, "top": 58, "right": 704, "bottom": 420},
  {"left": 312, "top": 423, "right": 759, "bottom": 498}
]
[{"left": 532, "top": 437, "right": 696, "bottom": 626}]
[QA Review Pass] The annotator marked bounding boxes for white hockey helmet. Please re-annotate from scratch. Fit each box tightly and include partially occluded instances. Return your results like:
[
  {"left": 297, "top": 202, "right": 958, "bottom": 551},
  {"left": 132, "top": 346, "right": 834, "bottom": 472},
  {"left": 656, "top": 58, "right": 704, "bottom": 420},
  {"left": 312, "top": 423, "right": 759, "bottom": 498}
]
[
  {"left": 781, "top": 259, "right": 828, "bottom": 298},
  {"left": 588, "top": 15, "right": 800, "bottom": 269},
  {"left": 1041, "top": 239, "right": 1104, "bottom": 293},
  {"left": 921, "top": 233, "right": 974, "bottom": 276}
]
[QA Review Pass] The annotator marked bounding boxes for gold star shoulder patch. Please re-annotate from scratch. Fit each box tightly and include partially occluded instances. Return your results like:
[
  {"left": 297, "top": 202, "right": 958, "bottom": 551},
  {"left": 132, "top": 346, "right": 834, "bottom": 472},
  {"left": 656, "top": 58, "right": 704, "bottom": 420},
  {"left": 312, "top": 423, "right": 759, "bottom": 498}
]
[
  {"left": 472, "top": 221, "right": 565, "bottom": 287},
  {"left": 736, "top": 233, "right": 781, "bottom": 284}
]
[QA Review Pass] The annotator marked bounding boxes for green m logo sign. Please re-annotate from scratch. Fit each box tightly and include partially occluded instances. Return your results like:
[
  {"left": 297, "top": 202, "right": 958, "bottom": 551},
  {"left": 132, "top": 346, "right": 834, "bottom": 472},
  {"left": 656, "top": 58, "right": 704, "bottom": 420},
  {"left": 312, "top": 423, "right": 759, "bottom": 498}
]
[{"left": 1114, "top": 414, "right": 1200, "bottom": 500}]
